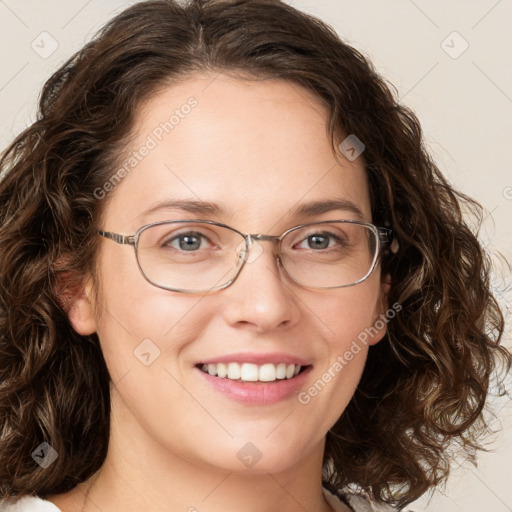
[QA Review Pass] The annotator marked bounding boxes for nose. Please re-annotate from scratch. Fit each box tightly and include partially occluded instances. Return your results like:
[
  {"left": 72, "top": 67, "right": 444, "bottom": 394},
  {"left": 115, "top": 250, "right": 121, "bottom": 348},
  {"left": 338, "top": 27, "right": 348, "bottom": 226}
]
[{"left": 221, "top": 239, "right": 301, "bottom": 333}]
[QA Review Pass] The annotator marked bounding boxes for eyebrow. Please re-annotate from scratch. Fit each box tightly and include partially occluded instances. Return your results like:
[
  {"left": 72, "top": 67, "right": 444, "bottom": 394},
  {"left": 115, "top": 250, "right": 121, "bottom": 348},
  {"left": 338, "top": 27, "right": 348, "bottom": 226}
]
[
  {"left": 136, "top": 198, "right": 366, "bottom": 222},
  {"left": 137, "top": 200, "right": 223, "bottom": 220},
  {"left": 291, "top": 199, "right": 366, "bottom": 220}
]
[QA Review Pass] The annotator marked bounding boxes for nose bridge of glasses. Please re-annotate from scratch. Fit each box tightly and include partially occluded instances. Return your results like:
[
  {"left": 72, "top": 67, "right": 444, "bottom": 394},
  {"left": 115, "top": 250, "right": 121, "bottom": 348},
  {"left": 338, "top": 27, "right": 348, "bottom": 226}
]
[
  {"left": 250, "top": 233, "right": 281, "bottom": 243},
  {"left": 236, "top": 233, "right": 282, "bottom": 266},
  {"left": 248, "top": 233, "right": 282, "bottom": 255}
]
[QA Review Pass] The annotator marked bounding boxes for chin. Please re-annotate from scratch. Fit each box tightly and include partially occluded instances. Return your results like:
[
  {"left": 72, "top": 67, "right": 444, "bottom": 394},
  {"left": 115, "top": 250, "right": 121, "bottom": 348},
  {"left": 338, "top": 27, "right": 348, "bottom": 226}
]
[{"left": 189, "top": 436, "right": 316, "bottom": 475}]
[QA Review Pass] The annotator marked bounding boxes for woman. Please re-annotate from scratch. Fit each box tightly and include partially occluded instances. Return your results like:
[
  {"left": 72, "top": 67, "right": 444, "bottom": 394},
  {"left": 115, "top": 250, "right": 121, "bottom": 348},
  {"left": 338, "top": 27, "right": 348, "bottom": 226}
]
[{"left": 0, "top": 1, "right": 509, "bottom": 511}]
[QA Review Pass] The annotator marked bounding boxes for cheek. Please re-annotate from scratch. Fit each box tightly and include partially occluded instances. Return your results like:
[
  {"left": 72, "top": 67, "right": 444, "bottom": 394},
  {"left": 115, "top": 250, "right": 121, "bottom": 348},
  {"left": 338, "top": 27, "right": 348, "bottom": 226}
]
[
  {"left": 296, "top": 278, "right": 385, "bottom": 420},
  {"left": 92, "top": 249, "right": 215, "bottom": 382},
  {"left": 314, "top": 275, "right": 385, "bottom": 348}
]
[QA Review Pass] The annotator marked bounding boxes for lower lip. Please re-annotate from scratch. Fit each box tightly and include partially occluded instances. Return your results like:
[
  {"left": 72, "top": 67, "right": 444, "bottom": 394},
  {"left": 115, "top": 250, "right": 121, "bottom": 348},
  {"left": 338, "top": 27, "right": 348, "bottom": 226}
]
[{"left": 196, "top": 366, "right": 312, "bottom": 405}]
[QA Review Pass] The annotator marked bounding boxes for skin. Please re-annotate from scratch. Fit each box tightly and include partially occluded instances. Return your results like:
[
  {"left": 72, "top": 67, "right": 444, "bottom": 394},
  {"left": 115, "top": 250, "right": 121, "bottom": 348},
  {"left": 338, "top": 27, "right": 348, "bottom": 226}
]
[{"left": 49, "top": 74, "right": 389, "bottom": 512}]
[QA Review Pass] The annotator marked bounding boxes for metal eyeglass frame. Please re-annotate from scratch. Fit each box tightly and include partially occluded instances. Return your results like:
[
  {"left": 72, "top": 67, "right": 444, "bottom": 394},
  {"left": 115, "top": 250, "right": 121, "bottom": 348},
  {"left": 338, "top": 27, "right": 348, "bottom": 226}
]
[{"left": 98, "top": 219, "right": 393, "bottom": 293}]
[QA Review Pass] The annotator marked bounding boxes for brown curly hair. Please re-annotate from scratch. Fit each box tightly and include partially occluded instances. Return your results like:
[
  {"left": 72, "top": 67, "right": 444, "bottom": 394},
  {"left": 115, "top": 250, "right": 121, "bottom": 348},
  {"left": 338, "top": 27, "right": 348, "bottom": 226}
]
[{"left": 0, "top": 0, "right": 510, "bottom": 507}]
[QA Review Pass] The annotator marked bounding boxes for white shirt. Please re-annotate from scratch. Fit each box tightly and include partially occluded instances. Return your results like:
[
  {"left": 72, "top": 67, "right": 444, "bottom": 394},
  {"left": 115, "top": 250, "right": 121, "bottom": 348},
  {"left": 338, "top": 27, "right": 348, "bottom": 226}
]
[{"left": 0, "top": 496, "right": 60, "bottom": 511}]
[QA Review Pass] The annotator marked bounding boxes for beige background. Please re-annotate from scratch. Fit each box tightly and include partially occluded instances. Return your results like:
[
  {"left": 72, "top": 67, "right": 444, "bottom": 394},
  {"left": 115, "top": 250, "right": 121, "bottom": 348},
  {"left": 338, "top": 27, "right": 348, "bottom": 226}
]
[{"left": 0, "top": 1, "right": 511, "bottom": 510}]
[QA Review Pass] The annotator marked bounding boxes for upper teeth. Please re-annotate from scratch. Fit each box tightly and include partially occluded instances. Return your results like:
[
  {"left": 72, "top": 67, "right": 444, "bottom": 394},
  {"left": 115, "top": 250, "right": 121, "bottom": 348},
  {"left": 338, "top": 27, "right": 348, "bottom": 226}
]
[{"left": 200, "top": 362, "right": 301, "bottom": 382}]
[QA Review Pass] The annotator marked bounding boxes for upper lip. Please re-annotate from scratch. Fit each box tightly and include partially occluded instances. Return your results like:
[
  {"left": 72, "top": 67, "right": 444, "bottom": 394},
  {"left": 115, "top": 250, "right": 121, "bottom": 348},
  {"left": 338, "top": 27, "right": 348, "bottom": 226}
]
[{"left": 197, "top": 352, "right": 312, "bottom": 366}]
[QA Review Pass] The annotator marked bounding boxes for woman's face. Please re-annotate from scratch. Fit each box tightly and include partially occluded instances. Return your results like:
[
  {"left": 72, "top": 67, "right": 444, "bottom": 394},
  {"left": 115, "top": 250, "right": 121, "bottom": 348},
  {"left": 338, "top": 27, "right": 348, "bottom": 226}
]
[{"left": 71, "top": 74, "right": 389, "bottom": 474}]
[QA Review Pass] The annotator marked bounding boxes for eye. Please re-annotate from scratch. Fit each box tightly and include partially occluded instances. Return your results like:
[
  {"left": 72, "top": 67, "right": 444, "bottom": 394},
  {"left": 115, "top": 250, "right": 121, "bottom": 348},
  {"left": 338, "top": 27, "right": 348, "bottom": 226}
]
[
  {"left": 295, "top": 231, "right": 344, "bottom": 251},
  {"left": 165, "top": 231, "right": 211, "bottom": 251}
]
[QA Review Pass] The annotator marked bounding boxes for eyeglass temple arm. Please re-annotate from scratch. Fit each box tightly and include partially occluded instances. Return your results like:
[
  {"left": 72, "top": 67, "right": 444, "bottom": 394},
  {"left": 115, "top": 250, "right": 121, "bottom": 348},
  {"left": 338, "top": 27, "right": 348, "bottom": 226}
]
[
  {"left": 98, "top": 230, "right": 136, "bottom": 245},
  {"left": 377, "top": 227, "right": 393, "bottom": 246},
  {"left": 378, "top": 227, "right": 400, "bottom": 256}
]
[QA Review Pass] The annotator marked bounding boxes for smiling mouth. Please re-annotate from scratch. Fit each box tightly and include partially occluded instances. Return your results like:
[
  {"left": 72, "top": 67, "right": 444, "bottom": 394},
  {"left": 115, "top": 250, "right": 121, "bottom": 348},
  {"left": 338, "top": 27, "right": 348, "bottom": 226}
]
[{"left": 196, "top": 362, "right": 310, "bottom": 382}]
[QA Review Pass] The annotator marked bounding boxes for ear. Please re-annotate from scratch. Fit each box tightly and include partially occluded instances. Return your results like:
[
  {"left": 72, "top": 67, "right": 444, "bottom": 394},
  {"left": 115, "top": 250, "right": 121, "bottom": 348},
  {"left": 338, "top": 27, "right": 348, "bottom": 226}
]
[
  {"left": 55, "top": 269, "right": 97, "bottom": 336},
  {"left": 367, "top": 273, "right": 392, "bottom": 346},
  {"left": 66, "top": 276, "right": 97, "bottom": 335}
]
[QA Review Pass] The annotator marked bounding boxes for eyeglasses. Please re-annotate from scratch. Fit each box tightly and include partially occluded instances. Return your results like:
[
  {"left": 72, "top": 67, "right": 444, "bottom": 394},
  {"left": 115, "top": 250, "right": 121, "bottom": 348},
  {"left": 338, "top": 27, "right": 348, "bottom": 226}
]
[{"left": 98, "top": 219, "right": 392, "bottom": 293}]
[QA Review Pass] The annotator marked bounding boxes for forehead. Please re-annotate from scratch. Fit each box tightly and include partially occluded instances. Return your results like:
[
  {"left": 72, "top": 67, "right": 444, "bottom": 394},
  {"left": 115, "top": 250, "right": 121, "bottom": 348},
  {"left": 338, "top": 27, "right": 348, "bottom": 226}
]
[{"left": 103, "top": 73, "right": 371, "bottom": 232}]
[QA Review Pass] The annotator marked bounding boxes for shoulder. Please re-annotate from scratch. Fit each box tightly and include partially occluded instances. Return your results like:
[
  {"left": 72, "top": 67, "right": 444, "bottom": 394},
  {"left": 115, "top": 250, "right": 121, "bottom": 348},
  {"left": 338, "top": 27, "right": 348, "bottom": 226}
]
[
  {"left": 0, "top": 496, "right": 62, "bottom": 512},
  {"left": 323, "top": 487, "right": 398, "bottom": 512},
  {"left": 344, "top": 494, "right": 398, "bottom": 512}
]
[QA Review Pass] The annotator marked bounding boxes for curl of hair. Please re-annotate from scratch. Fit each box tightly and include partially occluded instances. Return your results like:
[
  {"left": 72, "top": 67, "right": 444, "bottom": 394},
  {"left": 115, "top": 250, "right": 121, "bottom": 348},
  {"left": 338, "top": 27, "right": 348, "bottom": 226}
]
[{"left": 0, "top": 0, "right": 510, "bottom": 507}]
